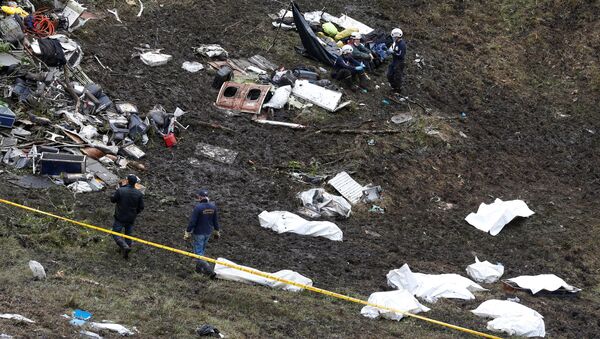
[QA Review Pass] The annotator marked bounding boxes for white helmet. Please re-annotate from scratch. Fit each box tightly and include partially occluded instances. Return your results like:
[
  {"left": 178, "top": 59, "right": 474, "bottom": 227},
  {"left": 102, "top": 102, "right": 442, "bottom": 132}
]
[
  {"left": 350, "top": 32, "right": 362, "bottom": 40},
  {"left": 391, "top": 28, "right": 403, "bottom": 38},
  {"left": 341, "top": 45, "right": 353, "bottom": 55}
]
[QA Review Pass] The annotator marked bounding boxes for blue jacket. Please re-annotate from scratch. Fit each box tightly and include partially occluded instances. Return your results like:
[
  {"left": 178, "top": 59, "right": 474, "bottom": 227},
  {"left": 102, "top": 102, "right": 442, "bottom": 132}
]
[
  {"left": 334, "top": 54, "right": 361, "bottom": 73},
  {"left": 187, "top": 199, "right": 220, "bottom": 235},
  {"left": 391, "top": 39, "right": 407, "bottom": 64}
]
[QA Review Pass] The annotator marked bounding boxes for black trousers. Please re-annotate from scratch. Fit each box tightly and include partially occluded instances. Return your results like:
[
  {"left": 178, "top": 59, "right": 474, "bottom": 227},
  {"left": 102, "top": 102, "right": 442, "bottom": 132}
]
[{"left": 387, "top": 61, "right": 405, "bottom": 91}]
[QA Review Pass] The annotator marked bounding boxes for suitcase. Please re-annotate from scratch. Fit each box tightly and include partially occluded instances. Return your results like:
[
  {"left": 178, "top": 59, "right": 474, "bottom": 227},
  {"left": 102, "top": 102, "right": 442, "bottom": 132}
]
[
  {"left": 211, "top": 66, "right": 232, "bottom": 89},
  {"left": 0, "top": 106, "right": 16, "bottom": 128},
  {"left": 40, "top": 153, "right": 86, "bottom": 175}
]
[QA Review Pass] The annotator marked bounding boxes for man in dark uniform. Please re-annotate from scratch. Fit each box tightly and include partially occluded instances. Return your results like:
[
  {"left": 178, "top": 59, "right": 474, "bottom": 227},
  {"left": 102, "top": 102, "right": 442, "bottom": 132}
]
[
  {"left": 333, "top": 44, "right": 368, "bottom": 91},
  {"left": 110, "top": 174, "right": 144, "bottom": 259},
  {"left": 387, "top": 28, "right": 407, "bottom": 94},
  {"left": 184, "top": 189, "right": 221, "bottom": 277}
]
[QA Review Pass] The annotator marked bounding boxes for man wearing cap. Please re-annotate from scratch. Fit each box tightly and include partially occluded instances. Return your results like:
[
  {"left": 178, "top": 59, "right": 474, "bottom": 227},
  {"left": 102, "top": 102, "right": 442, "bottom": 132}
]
[
  {"left": 184, "top": 189, "right": 221, "bottom": 277},
  {"left": 110, "top": 174, "right": 144, "bottom": 259}
]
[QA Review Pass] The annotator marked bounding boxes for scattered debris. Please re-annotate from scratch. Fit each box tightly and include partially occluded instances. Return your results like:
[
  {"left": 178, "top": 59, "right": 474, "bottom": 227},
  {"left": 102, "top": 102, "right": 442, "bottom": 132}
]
[
  {"left": 28, "top": 260, "right": 46, "bottom": 280},
  {"left": 215, "top": 82, "right": 271, "bottom": 114},
  {"left": 465, "top": 198, "right": 535, "bottom": 236},
  {"left": 195, "top": 142, "right": 238, "bottom": 164},
  {"left": 263, "top": 85, "right": 292, "bottom": 109},
  {"left": 472, "top": 300, "right": 545, "bottom": 337},
  {"left": 215, "top": 257, "right": 312, "bottom": 292},
  {"left": 194, "top": 44, "right": 228, "bottom": 58},
  {"left": 258, "top": 210, "right": 343, "bottom": 241},
  {"left": 466, "top": 257, "right": 504, "bottom": 283},
  {"left": 292, "top": 80, "right": 351, "bottom": 112},
  {"left": 327, "top": 172, "right": 381, "bottom": 205},
  {"left": 297, "top": 188, "right": 351, "bottom": 218},
  {"left": 368, "top": 205, "right": 385, "bottom": 214},
  {"left": 196, "top": 324, "right": 222, "bottom": 338},
  {"left": 361, "top": 290, "right": 430, "bottom": 321},
  {"left": 387, "top": 264, "right": 486, "bottom": 303},
  {"left": 106, "top": 9, "right": 122, "bottom": 23},
  {"left": 0, "top": 314, "right": 35, "bottom": 323},
  {"left": 182, "top": 61, "right": 204, "bottom": 73},
  {"left": 140, "top": 51, "right": 172, "bottom": 67},
  {"left": 65, "top": 312, "right": 136, "bottom": 336},
  {"left": 391, "top": 112, "right": 413, "bottom": 124},
  {"left": 503, "top": 274, "right": 581, "bottom": 295}
]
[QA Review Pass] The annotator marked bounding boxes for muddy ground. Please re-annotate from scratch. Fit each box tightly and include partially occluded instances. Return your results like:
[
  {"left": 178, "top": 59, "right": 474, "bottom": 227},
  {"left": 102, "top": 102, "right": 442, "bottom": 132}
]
[{"left": 1, "top": 0, "right": 600, "bottom": 338}]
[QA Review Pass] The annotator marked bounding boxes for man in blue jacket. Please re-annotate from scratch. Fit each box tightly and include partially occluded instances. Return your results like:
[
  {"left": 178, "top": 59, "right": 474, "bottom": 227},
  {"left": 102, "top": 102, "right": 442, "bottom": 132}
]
[
  {"left": 184, "top": 189, "right": 221, "bottom": 277},
  {"left": 110, "top": 174, "right": 144, "bottom": 259},
  {"left": 387, "top": 28, "right": 407, "bottom": 94},
  {"left": 333, "top": 44, "right": 368, "bottom": 91}
]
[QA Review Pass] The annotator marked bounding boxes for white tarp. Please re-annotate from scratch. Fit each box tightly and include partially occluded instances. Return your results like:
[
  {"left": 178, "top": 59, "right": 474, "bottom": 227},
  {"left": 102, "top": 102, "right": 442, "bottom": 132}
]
[
  {"left": 472, "top": 300, "right": 542, "bottom": 319},
  {"left": 465, "top": 198, "right": 535, "bottom": 236},
  {"left": 387, "top": 264, "right": 486, "bottom": 303},
  {"left": 88, "top": 322, "right": 135, "bottom": 336},
  {"left": 466, "top": 257, "right": 504, "bottom": 283},
  {"left": 28, "top": 260, "right": 46, "bottom": 280},
  {"left": 506, "top": 274, "right": 581, "bottom": 294},
  {"left": 297, "top": 188, "right": 351, "bottom": 218},
  {"left": 0, "top": 314, "right": 35, "bottom": 323},
  {"left": 472, "top": 300, "right": 545, "bottom": 337},
  {"left": 361, "top": 290, "right": 430, "bottom": 321},
  {"left": 214, "top": 257, "right": 312, "bottom": 292},
  {"left": 258, "top": 211, "right": 343, "bottom": 241},
  {"left": 263, "top": 85, "right": 292, "bottom": 109}
]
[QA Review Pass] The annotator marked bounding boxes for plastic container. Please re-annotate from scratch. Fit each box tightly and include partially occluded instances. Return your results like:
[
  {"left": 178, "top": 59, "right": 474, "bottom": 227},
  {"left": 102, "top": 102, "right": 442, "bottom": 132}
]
[{"left": 163, "top": 133, "right": 177, "bottom": 147}]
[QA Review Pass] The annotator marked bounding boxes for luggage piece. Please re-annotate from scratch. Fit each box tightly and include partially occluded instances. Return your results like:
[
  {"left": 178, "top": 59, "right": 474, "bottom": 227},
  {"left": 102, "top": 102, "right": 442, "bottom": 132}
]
[
  {"left": 40, "top": 153, "right": 86, "bottom": 175},
  {"left": 211, "top": 66, "right": 232, "bottom": 89},
  {"left": 0, "top": 106, "right": 16, "bottom": 128},
  {"left": 292, "top": 69, "right": 319, "bottom": 81}
]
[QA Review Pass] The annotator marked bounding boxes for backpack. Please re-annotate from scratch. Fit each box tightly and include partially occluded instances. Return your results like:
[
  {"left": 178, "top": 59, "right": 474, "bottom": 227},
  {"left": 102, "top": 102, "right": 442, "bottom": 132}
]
[{"left": 37, "top": 38, "right": 66, "bottom": 67}]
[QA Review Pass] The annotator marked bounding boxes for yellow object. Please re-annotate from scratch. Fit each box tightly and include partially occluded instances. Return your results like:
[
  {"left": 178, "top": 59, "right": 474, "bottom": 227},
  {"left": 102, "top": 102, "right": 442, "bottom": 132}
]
[
  {"left": 0, "top": 198, "right": 502, "bottom": 339},
  {"left": 322, "top": 22, "right": 339, "bottom": 37},
  {"left": 1, "top": 5, "right": 29, "bottom": 17},
  {"left": 334, "top": 27, "right": 359, "bottom": 41},
  {"left": 336, "top": 41, "right": 344, "bottom": 48}
]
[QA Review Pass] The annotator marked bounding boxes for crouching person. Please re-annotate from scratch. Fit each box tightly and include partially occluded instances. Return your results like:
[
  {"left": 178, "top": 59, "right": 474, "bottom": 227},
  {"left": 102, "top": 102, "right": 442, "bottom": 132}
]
[
  {"left": 184, "top": 189, "right": 221, "bottom": 278},
  {"left": 333, "top": 45, "right": 368, "bottom": 92}
]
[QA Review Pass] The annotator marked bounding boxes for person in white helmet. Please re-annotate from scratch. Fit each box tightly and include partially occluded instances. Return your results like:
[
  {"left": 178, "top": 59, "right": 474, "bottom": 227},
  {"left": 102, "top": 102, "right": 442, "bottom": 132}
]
[
  {"left": 387, "top": 28, "right": 406, "bottom": 93},
  {"left": 348, "top": 32, "right": 376, "bottom": 73},
  {"left": 333, "top": 44, "right": 368, "bottom": 91}
]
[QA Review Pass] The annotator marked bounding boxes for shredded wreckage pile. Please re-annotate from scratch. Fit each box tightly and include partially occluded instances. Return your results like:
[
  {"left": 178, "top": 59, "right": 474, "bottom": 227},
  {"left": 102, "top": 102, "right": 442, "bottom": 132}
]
[
  {"left": 0, "top": 2, "right": 588, "bottom": 338},
  {"left": 0, "top": 0, "right": 188, "bottom": 193}
]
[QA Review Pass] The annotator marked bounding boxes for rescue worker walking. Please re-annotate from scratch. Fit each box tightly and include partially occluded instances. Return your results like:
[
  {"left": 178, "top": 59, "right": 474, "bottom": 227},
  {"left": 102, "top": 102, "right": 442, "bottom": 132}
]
[
  {"left": 184, "top": 189, "right": 221, "bottom": 278},
  {"left": 333, "top": 44, "right": 368, "bottom": 91},
  {"left": 387, "top": 28, "right": 406, "bottom": 94},
  {"left": 110, "top": 174, "right": 144, "bottom": 259}
]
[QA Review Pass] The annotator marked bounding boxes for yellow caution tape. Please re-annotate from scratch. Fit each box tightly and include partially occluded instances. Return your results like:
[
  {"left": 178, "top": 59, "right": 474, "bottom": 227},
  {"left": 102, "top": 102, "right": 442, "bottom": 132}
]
[{"left": 0, "top": 198, "right": 502, "bottom": 339}]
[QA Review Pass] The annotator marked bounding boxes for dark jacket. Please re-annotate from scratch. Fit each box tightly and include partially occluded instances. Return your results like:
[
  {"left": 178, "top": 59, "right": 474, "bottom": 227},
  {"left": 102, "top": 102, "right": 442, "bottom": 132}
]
[
  {"left": 187, "top": 199, "right": 220, "bottom": 235},
  {"left": 111, "top": 185, "right": 144, "bottom": 224},
  {"left": 391, "top": 38, "right": 407, "bottom": 64},
  {"left": 351, "top": 43, "right": 372, "bottom": 60},
  {"left": 334, "top": 54, "right": 361, "bottom": 73}
]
